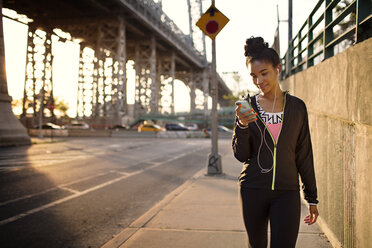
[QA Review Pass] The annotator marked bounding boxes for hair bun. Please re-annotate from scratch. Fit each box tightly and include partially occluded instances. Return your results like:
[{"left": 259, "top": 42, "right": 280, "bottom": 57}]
[{"left": 244, "top": 36, "right": 269, "bottom": 57}]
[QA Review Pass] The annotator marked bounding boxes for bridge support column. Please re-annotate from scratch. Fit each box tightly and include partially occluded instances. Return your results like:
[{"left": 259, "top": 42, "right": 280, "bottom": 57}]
[
  {"left": 157, "top": 51, "right": 175, "bottom": 114},
  {"left": 98, "top": 18, "right": 127, "bottom": 121},
  {"left": 187, "top": 70, "right": 207, "bottom": 114},
  {"left": 114, "top": 17, "right": 127, "bottom": 120},
  {"left": 170, "top": 51, "right": 175, "bottom": 115},
  {"left": 134, "top": 36, "right": 157, "bottom": 116},
  {"left": 149, "top": 36, "right": 157, "bottom": 114},
  {"left": 75, "top": 17, "right": 127, "bottom": 125},
  {"left": 0, "top": 0, "right": 30, "bottom": 146},
  {"left": 21, "top": 27, "right": 55, "bottom": 128},
  {"left": 189, "top": 73, "right": 196, "bottom": 113},
  {"left": 77, "top": 45, "right": 95, "bottom": 118},
  {"left": 94, "top": 26, "right": 104, "bottom": 118}
]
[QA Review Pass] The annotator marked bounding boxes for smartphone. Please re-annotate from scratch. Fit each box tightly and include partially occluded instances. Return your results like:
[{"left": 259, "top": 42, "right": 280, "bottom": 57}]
[{"left": 235, "top": 100, "right": 253, "bottom": 114}]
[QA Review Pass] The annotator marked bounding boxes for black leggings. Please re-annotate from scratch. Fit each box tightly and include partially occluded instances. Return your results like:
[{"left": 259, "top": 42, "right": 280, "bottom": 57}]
[{"left": 240, "top": 187, "right": 301, "bottom": 248}]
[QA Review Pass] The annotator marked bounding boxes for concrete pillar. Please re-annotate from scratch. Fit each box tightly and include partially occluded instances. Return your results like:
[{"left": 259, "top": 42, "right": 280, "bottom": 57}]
[{"left": 0, "top": 0, "right": 30, "bottom": 146}]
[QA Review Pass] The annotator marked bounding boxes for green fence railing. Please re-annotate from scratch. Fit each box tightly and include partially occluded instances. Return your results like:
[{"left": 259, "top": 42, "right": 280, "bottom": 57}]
[{"left": 281, "top": 0, "right": 372, "bottom": 79}]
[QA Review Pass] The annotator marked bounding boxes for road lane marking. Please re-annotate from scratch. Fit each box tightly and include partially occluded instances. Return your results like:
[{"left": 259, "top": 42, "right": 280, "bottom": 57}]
[
  {"left": 0, "top": 149, "right": 109, "bottom": 172},
  {"left": 0, "top": 172, "right": 108, "bottom": 206},
  {"left": 114, "top": 171, "right": 131, "bottom": 176},
  {"left": 0, "top": 156, "right": 98, "bottom": 171},
  {"left": 0, "top": 172, "right": 137, "bottom": 226},
  {"left": 0, "top": 147, "right": 205, "bottom": 226},
  {"left": 58, "top": 186, "right": 80, "bottom": 194}
]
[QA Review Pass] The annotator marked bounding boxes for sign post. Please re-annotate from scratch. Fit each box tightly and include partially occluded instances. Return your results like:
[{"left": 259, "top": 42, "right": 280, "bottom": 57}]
[
  {"left": 48, "top": 102, "right": 55, "bottom": 141},
  {"left": 196, "top": 1, "right": 229, "bottom": 175}
]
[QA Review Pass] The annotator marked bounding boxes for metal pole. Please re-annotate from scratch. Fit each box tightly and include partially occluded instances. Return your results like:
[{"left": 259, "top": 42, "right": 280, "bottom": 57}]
[
  {"left": 288, "top": 0, "right": 292, "bottom": 45},
  {"left": 187, "top": 0, "right": 193, "bottom": 46},
  {"left": 207, "top": 0, "right": 222, "bottom": 175},
  {"left": 211, "top": 39, "right": 217, "bottom": 156},
  {"left": 200, "top": 0, "right": 207, "bottom": 61},
  {"left": 170, "top": 51, "right": 175, "bottom": 115},
  {"left": 287, "top": 0, "right": 293, "bottom": 75},
  {"left": 38, "top": 82, "right": 44, "bottom": 138},
  {"left": 276, "top": 4, "right": 281, "bottom": 55}
]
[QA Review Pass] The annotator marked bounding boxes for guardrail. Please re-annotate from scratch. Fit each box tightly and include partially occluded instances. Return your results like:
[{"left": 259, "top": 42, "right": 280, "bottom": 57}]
[{"left": 281, "top": 0, "right": 372, "bottom": 78}]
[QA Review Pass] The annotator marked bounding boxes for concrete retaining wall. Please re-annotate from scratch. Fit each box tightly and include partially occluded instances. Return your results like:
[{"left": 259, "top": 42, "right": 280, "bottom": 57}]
[
  {"left": 29, "top": 129, "right": 154, "bottom": 138},
  {"left": 28, "top": 129, "right": 69, "bottom": 137},
  {"left": 28, "top": 129, "right": 215, "bottom": 139},
  {"left": 112, "top": 130, "right": 157, "bottom": 138},
  {"left": 157, "top": 131, "right": 205, "bottom": 138},
  {"left": 281, "top": 38, "right": 372, "bottom": 248}
]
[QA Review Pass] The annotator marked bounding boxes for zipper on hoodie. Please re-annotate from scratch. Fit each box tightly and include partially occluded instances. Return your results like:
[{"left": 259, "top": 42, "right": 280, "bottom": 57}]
[{"left": 253, "top": 92, "right": 287, "bottom": 190}]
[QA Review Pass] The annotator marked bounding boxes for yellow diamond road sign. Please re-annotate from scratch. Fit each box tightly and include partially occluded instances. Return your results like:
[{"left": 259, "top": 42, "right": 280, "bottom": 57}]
[{"left": 196, "top": 4, "right": 229, "bottom": 40}]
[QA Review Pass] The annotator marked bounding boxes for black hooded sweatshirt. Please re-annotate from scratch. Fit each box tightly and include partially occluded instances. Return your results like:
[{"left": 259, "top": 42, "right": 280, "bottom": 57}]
[{"left": 232, "top": 92, "right": 318, "bottom": 204}]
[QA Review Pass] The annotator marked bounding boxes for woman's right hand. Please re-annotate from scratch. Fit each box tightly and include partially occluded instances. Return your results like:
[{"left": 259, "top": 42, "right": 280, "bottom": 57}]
[{"left": 235, "top": 104, "right": 257, "bottom": 127}]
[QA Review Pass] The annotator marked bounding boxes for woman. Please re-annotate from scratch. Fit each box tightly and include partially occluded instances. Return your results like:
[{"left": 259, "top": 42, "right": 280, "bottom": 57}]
[{"left": 233, "top": 36, "right": 319, "bottom": 248}]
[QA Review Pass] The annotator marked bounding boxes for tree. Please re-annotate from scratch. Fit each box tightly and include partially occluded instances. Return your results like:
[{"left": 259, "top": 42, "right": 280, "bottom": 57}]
[
  {"left": 11, "top": 98, "right": 23, "bottom": 116},
  {"left": 53, "top": 97, "right": 69, "bottom": 118},
  {"left": 335, "top": 0, "right": 356, "bottom": 47},
  {"left": 222, "top": 71, "right": 257, "bottom": 107},
  {"left": 223, "top": 89, "right": 256, "bottom": 107}
]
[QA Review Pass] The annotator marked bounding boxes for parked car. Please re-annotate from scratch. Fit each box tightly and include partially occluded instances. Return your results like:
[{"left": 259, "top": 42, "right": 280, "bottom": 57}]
[
  {"left": 33, "top": 122, "right": 63, "bottom": 130},
  {"left": 207, "top": 125, "right": 233, "bottom": 133},
  {"left": 110, "top": 124, "right": 128, "bottom": 130},
  {"left": 138, "top": 122, "right": 164, "bottom": 132},
  {"left": 66, "top": 122, "right": 89, "bottom": 129},
  {"left": 165, "top": 123, "right": 189, "bottom": 131},
  {"left": 184, "top": 123, "right": 199, "bottom": 131}
]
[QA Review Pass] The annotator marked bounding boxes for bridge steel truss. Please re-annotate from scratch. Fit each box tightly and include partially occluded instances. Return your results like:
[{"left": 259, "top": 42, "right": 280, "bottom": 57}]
[
  {"left": 13, "top": 15, "right": 128, "bottom": 125},
  {"left": 157, "top": 51, "right": 176, "bottom": 115},
  {"left": 21, "top": 26, "right": 55, "bottom": 127},
  {"left": 2, "top": 0, "right": 232, "bottom": 130}
]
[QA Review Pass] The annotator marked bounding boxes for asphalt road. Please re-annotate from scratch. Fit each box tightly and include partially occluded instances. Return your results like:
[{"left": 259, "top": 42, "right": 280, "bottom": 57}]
[{"left": 0, "top": 137, "right": 230, "bottom": 248}]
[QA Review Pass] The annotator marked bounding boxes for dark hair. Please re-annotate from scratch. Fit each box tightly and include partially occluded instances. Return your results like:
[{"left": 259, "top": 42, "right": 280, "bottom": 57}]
[{"left": 244, "top": 36, "right": 280, "bottom": 67}]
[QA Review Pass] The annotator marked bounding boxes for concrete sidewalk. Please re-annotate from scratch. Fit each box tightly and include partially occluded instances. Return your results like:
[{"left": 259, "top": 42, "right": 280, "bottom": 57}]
[{"left": 102, "top": 148, "right": 332, "bottom": 248}]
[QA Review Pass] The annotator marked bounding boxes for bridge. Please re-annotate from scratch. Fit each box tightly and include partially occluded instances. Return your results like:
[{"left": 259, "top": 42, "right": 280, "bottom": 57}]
[{"left": 0, "top": 0, "right": 232, "bottom": 145}]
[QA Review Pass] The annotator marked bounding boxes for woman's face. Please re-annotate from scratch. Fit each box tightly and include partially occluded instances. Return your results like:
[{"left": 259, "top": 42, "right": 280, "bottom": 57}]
[{"left": 249, "top": 60, "right": 280, "bottom": 95}]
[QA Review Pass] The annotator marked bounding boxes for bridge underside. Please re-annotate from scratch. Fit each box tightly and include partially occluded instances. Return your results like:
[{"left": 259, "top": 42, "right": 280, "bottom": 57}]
[{"left": 2, "top": 0, "right": 231, "bottom": 130}]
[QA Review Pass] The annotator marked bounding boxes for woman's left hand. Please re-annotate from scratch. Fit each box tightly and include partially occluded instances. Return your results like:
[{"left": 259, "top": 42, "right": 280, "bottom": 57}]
[{"left": 304, "top": 205, "right": 319, "bottom": 225}]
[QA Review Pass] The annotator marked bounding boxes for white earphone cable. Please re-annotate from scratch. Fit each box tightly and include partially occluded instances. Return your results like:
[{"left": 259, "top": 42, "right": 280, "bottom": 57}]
[{"left": 255, "top": 74, "right": 279, "bottom": 173}]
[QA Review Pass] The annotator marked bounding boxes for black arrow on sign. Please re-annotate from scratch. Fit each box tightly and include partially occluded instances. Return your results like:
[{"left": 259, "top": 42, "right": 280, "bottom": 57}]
[{"left": 207, "top": 6, "right": 218, "bottom": 16}]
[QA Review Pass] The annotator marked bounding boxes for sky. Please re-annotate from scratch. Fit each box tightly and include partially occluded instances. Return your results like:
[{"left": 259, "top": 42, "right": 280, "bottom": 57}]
[
  {"left": 3, "top": 0, "right": 318, "bottom": 116},
  {"left": 162, "top": 0, "right": 318, "bottom": 92}
]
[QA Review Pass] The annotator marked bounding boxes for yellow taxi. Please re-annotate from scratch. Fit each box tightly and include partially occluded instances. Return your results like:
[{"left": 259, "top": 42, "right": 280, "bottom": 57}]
[{"left": 138, "top": 122, "right": 164, "bottom": 132}]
